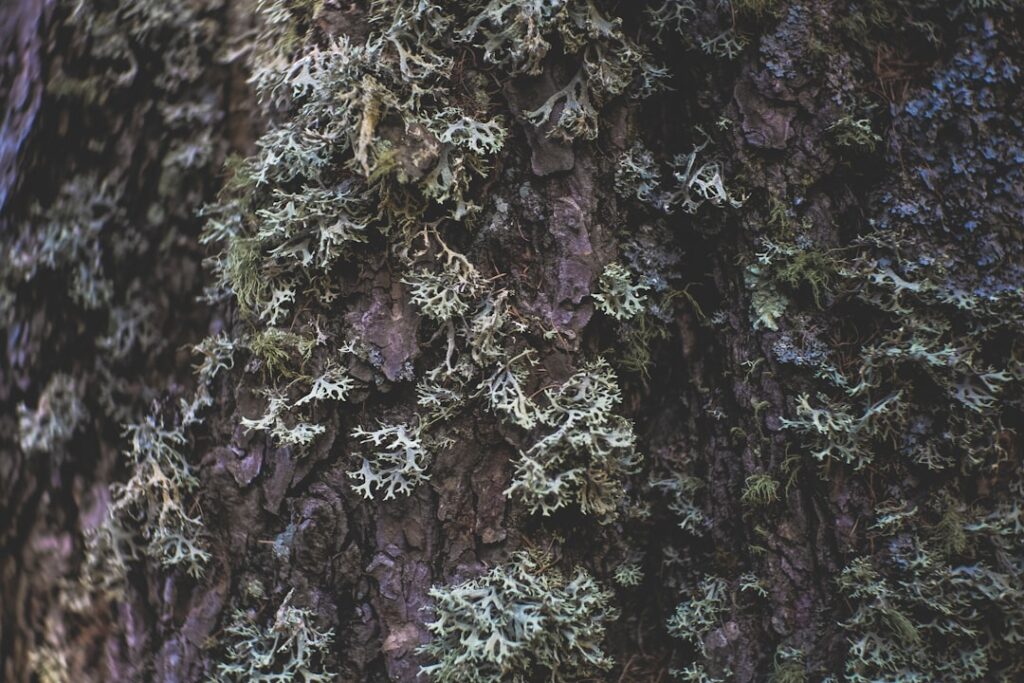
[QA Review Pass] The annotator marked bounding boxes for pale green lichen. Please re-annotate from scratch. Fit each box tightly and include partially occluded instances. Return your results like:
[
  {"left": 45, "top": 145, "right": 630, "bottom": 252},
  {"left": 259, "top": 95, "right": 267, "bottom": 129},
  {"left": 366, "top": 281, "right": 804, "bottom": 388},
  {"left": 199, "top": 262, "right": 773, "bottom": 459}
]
[
  {"left": 419, "top": 551, "right": 618, "bottom": 683},
  {"left": 74, "top": 413, "right": 209, "bottom": 604},
  {"left": 213, "top": 590, "right": 335, "bottom": 683},
  {"left": 780, "top": 392, "right": 903, "bottom": 469},
  {"left": 241, "top": 389, "right": 326, "bottom": 448},
  {"left": 593, "top": 263, "right": 648, "bottom": 321},
  {"left": 652, "top": 474, "right": 707, "bottom": 535},
  {"left": 837, "top": 490, "right": 1024, "bottom": 681},
  {"left": 348, "top": 422, "right": 431, "bottom": 500},
  {"left": 614, "top": 561, "right": 644, "bottom": 587},
  {"left": 109, "top": 416, "right": 210, "bottom": 575},
  {"left": 505, "top": 358, "right": 642, "bottom": 521},
  {"left": 18, "top": 374, "right": 87, "bottom": 455},
  {"left": 745, "top": 263, "right": 789, "bottom": 331},
  {"left": 667, "top": 576, "right": 728, "bottom": 656},
  {"left": 671, "top": 662, "right": 725, "bottom": 683},
  {"left": 477, "top": 350, "right": 542, "bottom": 430},
  {"left": 615, "top": 135, "right": 745, "bottom": 215}
]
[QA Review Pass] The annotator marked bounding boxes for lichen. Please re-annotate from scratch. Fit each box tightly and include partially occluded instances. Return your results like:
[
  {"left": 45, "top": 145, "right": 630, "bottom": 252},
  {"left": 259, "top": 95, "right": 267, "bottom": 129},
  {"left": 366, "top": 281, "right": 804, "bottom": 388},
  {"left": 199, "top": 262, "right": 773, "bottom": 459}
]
[
  {"left": 505, "top": 358, "right": 642, "bottom": 521},
  {"left": 18, "top": 374, "right": 87, "bottom": 456},
  {"left": 213, "top": 590, "right": 335, "bottom": 682},
  {"left": 593, "top": 263, "right": 649, "bottom": 321},
  {"left": 419, "top": 551, "right": 619, "bottom": 682},
  {"left": 348, "top": 422, "right": 432, "bottom": 500}
]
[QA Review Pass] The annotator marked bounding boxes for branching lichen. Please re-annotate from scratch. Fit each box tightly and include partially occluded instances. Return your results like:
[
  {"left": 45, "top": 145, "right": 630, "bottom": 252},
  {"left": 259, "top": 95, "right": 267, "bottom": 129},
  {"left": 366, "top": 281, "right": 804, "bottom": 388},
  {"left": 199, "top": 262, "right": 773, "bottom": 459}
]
[
  {"left": 18, "top": 374, "right": 87, "bottom": 455},
  {"left": 419, "top": 551, "right": 619, "bottom": 682},
  {"left": 593, "top": 263, "right": 649, "bottom": 321},
  {"left": 213, "top": 590, "right": 335, "bottom": 682},
  {"left": 506, "top": 358, "right": 642, "bottom": 521},
  {"left": 348, "top": 422, "right": 432, "bottom": 500}
]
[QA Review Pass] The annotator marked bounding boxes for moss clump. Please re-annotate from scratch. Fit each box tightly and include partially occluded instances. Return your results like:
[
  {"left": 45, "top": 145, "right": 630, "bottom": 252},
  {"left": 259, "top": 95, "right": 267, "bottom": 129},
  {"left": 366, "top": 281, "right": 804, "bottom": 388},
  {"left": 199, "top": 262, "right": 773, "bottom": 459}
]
[
  {"left": 741, "top": 473, "right": 780, "bottom": 506},
  {"left": 247, "top": 328, "right": 315, "bottom": 379},
  {"left": 828, "top": 114, "right": 882, "bottom": 151},
  {"left": 770, "top": 647, "right": 806, "bottom": 683}
]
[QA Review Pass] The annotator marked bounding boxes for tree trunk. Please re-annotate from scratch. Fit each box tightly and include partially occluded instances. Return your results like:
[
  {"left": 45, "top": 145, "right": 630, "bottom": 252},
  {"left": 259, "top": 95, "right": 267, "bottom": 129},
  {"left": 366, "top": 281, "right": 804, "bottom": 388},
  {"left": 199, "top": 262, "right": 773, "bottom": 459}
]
[{"left": 3, "top": 1, "right": 1024, "bottom": 682}]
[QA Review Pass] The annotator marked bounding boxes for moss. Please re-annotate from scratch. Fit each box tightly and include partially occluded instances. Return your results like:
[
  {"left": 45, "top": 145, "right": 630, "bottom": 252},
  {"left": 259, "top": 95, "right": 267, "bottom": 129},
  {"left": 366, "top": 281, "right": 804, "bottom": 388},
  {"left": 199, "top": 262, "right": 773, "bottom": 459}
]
[
  {"left": 247, "top": 328, "right": 314, "bottom": 379},
  {"left": 616, "top": 310, "right": 672, "bottom": 378},
  {"left": 733, "top": 0, "right": 782, "bottom": 16},
  {"left": 828, "top": 115, "right": 882, "bottom": 151},
  {"left": 774, "top": 249, "right": 839, "bottom": 308},
  {"left": 770, "top": 647, "right": 806, "bottom": 683},
  {"left": 741, "top": 473, "right": 780, "bottom": 506},
  {"left": 27, "top": 645, "right": 70, "bottom": 683}
]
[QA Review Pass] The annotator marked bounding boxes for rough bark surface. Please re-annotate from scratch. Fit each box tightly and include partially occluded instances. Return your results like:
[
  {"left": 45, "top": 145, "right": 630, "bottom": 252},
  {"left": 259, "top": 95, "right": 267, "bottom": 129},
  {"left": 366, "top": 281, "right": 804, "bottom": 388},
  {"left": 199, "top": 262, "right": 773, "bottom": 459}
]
[{"left": 3, "top": 1, "right": 1024, "bottom": 683}]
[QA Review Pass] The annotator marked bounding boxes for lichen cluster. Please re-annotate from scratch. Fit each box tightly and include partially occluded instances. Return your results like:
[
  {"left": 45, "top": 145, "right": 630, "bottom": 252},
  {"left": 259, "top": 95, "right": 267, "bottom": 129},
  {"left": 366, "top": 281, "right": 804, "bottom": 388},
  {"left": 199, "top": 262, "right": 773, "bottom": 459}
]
[
  {"left": 200, "top": 0, "right": 689, "bottom": 519},
  {"left": 187, "top": 1, "right": 755, "bottom": 676},
  {"left": 213, "top": 590, "right": 335, "bottom": 682},
  {"left": 646, "top": 2, "right": 1024, "bottom": 681},
  {"left": 418, "top": 551, "right": 618, "bottom": 682},
  {"left": 70, "top": 414, "right": 210, "bottom": 609},
  {"left": 2, "top": 0, "right": 227, "bottom": 624}
]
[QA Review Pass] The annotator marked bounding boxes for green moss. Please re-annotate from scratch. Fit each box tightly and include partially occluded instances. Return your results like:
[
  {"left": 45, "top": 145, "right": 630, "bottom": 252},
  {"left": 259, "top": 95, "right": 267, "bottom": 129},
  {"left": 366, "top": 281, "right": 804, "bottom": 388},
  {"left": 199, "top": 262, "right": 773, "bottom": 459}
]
[
  {"left": 828, "top": 115, "right": 882, "bottom": 151},
  {"left": 27, "top": 644, "right": 70, "bottom": 683},
  {"left": 774, "top": 249, "right": 839, "bottom": 308},
  {"left": 741, "top": 473, "right": 780, "bottom": 506},
  {"left": 770, "top": 647, "right": 806, "bottom": 683},
  {"left": 617, "top": 310, "right": 671, "bottom": 378},
  {"left": 733, "top": 0, "right": 782, "bottom": 15},
  {"left": 247, "top": 328, "right": 314, "bottom": 379}
]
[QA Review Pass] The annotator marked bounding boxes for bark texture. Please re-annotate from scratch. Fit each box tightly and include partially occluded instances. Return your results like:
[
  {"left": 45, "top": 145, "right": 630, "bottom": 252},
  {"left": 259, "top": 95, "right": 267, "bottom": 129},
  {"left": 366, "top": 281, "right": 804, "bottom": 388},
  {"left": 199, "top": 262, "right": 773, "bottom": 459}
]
[{"left": 3, "top": 1, "right": 1024, "bottom": 683}]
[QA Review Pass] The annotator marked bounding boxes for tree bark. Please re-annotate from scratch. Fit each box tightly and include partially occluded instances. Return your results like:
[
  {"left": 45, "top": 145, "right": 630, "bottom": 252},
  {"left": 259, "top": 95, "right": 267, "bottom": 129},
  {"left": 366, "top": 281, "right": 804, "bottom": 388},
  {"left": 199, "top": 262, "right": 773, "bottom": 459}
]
[{"left": 3, "top": 1, "right": 1024, "bottom": 682}]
